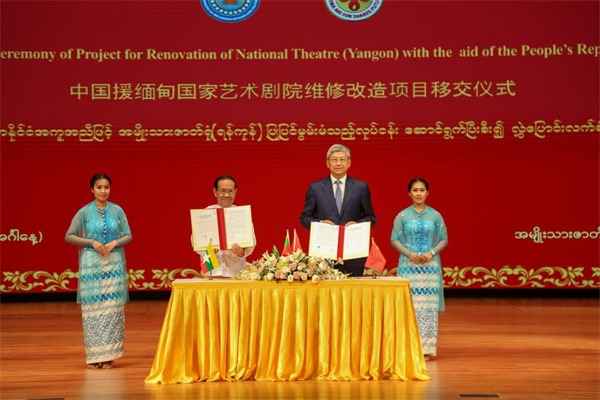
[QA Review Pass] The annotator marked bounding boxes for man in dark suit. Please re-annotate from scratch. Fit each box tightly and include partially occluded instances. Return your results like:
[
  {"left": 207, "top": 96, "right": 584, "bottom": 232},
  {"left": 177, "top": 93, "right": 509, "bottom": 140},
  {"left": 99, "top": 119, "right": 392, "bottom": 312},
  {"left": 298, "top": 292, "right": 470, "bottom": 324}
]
[{"left": 300, "top": 144, "right": 376, "bottom": 277}]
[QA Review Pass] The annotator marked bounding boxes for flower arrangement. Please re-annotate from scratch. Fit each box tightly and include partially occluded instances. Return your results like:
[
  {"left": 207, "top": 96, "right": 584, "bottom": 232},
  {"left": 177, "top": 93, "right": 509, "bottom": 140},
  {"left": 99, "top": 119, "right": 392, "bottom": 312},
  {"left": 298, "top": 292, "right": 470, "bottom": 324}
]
[{"left": 237, "top": 247, "right": 347, "bottom": 283}]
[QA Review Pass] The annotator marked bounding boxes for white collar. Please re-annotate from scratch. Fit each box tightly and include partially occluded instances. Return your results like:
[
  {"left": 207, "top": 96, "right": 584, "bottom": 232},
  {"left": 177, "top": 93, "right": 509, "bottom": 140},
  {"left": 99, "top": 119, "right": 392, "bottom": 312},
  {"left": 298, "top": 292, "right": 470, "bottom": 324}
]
[{"left": 330, "top": 175, "right": 347, "bottom": 185}]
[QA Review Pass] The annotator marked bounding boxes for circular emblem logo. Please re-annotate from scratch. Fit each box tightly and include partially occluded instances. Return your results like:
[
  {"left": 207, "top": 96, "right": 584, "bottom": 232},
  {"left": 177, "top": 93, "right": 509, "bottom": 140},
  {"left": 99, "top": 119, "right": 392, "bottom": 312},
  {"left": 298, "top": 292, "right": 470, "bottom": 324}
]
[
  {"left": 201, "top": 0, "right": 260, "bottom": 23},
  {"left": 325, "top": 0, "right": 382, "bottom": 21}
]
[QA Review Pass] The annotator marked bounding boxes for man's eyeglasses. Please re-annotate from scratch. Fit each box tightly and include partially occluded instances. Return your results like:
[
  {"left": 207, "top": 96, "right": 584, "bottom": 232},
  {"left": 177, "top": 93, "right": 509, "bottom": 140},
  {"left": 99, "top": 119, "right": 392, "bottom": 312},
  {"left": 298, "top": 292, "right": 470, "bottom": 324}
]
[
  {"left": 329, "top": 158, "right": 348, "bottom": 164},
  {"left": 217, "top": 189, "right": 236, "bottom": 195}
]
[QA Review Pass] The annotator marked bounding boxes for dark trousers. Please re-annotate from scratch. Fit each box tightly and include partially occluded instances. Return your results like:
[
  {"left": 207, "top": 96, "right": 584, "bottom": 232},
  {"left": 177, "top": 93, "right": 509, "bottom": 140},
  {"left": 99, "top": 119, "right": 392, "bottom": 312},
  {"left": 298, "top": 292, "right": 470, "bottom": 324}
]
[{"left": 338, "top": 257, "right": 366, "bottom": 277}]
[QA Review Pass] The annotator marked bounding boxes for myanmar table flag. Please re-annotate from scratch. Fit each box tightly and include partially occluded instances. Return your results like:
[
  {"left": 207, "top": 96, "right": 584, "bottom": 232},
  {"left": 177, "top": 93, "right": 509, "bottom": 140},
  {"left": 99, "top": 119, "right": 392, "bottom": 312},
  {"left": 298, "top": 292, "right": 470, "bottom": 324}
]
[
  {"left": 202, "top": 241, "right": 220, "bottom": 273},
  {"left": 282, "top": 229, "right": 292, "bottom": 256},
  {"left": 365, "top": 238, "right": 386, "bottom": 272}
]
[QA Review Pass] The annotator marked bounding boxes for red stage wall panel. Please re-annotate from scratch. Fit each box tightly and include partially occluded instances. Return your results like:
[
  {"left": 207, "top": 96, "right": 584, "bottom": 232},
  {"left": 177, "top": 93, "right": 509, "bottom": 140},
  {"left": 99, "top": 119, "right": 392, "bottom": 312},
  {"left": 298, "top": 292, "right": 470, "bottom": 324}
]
[{"left": 1, "top": 1, "right": 598, "bottom": 293}]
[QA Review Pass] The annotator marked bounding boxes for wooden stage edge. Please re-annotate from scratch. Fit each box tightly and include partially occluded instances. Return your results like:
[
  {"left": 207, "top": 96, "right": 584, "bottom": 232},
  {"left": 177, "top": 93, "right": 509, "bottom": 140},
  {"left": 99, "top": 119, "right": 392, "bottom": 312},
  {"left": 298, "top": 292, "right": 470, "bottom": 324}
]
[{"left": 0, "top": 292, "right": 598, "bottom": 400}]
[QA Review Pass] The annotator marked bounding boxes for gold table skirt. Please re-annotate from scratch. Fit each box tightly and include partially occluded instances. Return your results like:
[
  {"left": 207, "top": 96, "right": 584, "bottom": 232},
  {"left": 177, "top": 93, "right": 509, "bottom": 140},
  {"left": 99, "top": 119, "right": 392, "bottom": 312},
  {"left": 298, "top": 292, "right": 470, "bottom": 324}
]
[{"left": 145, "top": 278, "right": 430, "bottom": 383}]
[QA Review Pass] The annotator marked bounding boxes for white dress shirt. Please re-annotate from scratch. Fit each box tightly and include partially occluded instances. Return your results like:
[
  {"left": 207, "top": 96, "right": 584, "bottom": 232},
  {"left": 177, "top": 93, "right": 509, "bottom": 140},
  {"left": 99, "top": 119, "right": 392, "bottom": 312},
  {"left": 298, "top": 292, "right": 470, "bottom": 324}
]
[{"left": 192, "top": 204, "right": 256, "bottom": 277}]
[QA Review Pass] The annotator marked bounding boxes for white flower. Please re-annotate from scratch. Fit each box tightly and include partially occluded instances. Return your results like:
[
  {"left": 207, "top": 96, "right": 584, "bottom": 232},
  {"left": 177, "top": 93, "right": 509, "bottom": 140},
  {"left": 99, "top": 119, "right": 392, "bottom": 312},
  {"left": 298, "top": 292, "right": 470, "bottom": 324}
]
[
  {"left": 266, "top": 272, "right": 274, "bottom": 281},
  {"left": 312, "top": 275, "right": 320, "bottom": 283},
  {"left": 287, "top": 275, "right": 294, "bottom": 283},
  {"left": 300, "top": 272, "right": 308, "bottom": 281}
]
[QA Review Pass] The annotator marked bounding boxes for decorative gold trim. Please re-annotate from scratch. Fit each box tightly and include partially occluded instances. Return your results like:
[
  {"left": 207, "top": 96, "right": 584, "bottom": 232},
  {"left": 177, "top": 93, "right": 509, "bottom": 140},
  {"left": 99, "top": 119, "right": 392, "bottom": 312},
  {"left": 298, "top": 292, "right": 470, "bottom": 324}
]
[
  {"left": 364, "top": 268, "right": 397, "bottom": 277},
  {"left": 443, "top": 265, "right": 600, "bottom": 288},
  {"left": 1, "top": 265, "right": 598, "bottom": 293},
  {"left": 0, "top": 268, "right": 204, "bottom": 293},
  {"left": 0, "top": 269, "right": 79, "bottom": 292}
]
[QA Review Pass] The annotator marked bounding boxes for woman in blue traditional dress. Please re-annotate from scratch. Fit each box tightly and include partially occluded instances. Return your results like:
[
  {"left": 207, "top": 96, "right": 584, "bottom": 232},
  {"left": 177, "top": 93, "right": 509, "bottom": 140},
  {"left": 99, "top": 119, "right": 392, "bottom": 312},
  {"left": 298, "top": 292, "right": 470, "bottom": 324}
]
[
  {"left": 390, "top": 178, "right": 448, "bottom": 361},
  {"left": 65, "top": 173, "right": 132, "bottom": 369}
]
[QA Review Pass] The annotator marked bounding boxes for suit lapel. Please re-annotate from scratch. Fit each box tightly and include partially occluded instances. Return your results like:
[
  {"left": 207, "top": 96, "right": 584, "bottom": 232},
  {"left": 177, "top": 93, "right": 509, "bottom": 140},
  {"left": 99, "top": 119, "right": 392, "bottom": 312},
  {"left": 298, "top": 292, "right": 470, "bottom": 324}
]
[
  {"left": 342, "top": 177, "right": 355, "bottom": 214},
  {"left": 321, "top": 178, "right": 339, "bottom": 216}
]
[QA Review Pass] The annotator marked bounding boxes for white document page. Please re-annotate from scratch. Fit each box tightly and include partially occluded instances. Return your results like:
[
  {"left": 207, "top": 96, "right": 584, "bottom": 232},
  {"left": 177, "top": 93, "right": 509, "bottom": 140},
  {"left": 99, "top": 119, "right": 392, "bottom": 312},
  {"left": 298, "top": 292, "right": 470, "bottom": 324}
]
[
  {"left": 190, "top": 209, "right": 220, "bottom": 251},
  {"left": 342, "top": 221, "right": 370, "bottom": 260},
  {"left": 223, "top": 206, "right": 255, "bottom": 249},
  {"left": 308, "top": 221, "right": 340, "bottom": 259}
]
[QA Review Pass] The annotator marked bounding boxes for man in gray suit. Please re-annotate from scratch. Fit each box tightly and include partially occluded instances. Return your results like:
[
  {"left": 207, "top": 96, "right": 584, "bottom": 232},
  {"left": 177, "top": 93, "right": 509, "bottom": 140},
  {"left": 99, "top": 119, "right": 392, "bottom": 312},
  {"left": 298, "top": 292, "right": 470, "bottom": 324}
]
[{"left": 300, "top": 144, "right": 376, "bottom": 277}]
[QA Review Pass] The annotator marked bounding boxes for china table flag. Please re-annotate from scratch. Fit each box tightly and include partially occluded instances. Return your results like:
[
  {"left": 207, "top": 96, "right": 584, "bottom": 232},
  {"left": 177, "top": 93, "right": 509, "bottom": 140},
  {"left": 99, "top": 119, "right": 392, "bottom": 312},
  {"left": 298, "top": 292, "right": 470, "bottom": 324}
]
[
  {"left": 202, "top": 241, "right": 220, "bottom": 273},
  {"left": 292, "top": 228, "right": 303, "bottom": 252},
  {"left": 365, "top": 238, "right": 386, "bottom": 272},
  {"left": 282, "top": 229, "right": 292, "bottom": 255}
]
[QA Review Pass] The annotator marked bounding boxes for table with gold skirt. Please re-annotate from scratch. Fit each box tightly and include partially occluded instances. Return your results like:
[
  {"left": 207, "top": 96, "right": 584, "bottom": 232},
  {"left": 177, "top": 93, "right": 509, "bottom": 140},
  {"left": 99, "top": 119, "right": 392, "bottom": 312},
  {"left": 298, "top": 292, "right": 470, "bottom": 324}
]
[{"left": 145, "top": 277, "right": 430, "bottom": 383}]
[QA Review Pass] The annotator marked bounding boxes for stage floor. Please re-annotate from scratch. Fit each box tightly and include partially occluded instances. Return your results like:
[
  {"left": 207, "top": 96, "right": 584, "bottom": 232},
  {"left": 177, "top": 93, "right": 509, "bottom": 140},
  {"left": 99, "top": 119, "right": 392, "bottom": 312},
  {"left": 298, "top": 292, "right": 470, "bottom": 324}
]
[{"left": 1, "top": 296, "right": 598, "bottom": 400}]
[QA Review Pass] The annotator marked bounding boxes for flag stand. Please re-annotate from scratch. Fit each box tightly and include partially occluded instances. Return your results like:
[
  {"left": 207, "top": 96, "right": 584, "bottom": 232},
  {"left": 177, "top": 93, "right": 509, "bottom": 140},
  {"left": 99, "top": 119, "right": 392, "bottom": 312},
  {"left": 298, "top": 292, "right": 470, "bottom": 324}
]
[{"left": 204, "top": 240, "right": 219, "bottom": 280}]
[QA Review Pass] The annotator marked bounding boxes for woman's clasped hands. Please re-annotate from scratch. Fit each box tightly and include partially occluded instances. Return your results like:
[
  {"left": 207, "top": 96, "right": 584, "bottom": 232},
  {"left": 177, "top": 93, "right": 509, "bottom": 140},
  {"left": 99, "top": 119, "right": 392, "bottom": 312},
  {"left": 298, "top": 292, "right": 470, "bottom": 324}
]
[
  {"left": 409, "top": 251, "right": 434, "bottom": 265},
  {"left": 93, "top": 240, "right": 118, "bottom": 257}
]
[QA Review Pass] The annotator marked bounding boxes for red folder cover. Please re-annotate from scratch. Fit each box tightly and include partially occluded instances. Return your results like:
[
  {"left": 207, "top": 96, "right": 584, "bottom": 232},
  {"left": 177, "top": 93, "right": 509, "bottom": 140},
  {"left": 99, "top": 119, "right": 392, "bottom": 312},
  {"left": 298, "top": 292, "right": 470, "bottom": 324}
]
[
  {"left": 337, "top": 225, "right": 345, "bottom": 259},
  {"left": 216, "top": 208, "right": 227, "bottom": 249}
]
